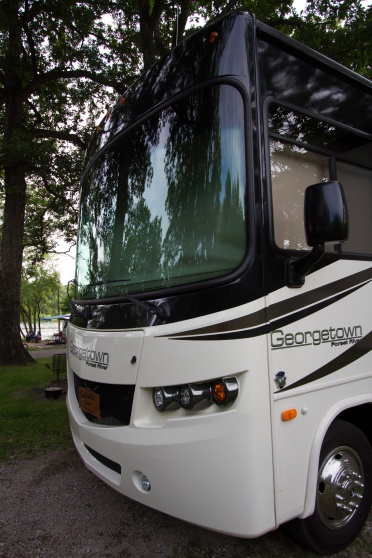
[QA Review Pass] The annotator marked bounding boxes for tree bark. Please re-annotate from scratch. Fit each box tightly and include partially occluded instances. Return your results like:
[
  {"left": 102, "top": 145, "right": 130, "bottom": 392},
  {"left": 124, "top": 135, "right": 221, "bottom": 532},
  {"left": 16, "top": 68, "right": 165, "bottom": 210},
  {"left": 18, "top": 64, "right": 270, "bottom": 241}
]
[
  {"left": 0, "top": 151, "right": 34, "bottom": 364},
  {"left": 0, "top": 3, "right": 34, "bottom": 365}
]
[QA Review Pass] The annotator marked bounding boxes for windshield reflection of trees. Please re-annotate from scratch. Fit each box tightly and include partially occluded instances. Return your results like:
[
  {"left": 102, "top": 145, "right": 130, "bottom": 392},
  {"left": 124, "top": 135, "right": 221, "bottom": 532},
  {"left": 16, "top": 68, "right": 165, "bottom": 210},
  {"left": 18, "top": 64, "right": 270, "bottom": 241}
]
[{"left": 78, "top": 86, "right": 245, "bottom": 298}]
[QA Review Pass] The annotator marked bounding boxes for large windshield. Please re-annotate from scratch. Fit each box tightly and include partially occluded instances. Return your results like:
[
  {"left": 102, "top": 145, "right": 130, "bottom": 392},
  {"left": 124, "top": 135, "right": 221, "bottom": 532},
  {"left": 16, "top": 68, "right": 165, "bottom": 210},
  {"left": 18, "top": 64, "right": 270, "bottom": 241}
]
[{"left": 75, "top": 85, "right": 247, "bottom": 299}]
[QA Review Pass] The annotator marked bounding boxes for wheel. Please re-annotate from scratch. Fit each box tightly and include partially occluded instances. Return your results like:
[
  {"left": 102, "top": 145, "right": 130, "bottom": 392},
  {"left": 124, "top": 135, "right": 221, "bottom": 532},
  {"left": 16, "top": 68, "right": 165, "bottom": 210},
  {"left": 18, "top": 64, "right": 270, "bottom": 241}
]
[{"left": 287, "top": 419, "right": 372, "bottom": 554}]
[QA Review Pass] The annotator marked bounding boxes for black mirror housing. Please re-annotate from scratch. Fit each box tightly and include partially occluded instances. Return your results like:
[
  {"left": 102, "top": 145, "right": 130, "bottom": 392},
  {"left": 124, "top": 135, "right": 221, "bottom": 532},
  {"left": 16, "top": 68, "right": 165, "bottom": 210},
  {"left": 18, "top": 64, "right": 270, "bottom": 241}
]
[
  {"left": 287, "top": 181, "right": 349, "bottom": 288},
  {"left": 305, "top": 181, "right": 348, "bottom": 247}
]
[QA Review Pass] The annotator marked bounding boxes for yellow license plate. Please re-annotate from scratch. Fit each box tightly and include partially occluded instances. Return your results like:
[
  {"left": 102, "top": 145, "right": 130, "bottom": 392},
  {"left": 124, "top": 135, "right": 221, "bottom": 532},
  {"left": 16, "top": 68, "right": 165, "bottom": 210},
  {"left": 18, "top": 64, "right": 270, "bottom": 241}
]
[{"left": 78, "top": 387, "right": 101, "bottom": 419}]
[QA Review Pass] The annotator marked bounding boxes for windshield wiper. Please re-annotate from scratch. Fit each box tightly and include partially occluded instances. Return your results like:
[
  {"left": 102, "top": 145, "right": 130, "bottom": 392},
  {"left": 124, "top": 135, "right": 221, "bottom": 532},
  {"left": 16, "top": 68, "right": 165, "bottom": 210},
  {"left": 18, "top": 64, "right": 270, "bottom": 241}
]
[
  {"left": 85, "top": 279, "right": 131, "bottom": 287},
  {"left": 68, "top": 280, "right": 170, "bottom": 320},
  {"left": 104, "top": 284, "right": 170, "bottom": 319},
  {"left": 67, "top": 280, "right": 92, "bottom": 319},
  {"left": 126, "top": 295, "right": 170, "bottom": 320}
]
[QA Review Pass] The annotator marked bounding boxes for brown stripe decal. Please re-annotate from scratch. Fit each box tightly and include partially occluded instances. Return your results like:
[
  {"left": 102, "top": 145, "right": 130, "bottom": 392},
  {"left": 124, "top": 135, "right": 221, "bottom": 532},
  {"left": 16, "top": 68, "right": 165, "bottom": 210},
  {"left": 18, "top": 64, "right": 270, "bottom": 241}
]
[
  {"left": 160, "top": 267, "right": 372, "bottom": 340},
  {"left": 268, "top": 267, "right": 372, "bottom": 322},
  {"left": 170, "top": 283, "right": 366, "bottom": 341},
  {"left": 277, "top": 329, "right": 372, "bottom": 393}
]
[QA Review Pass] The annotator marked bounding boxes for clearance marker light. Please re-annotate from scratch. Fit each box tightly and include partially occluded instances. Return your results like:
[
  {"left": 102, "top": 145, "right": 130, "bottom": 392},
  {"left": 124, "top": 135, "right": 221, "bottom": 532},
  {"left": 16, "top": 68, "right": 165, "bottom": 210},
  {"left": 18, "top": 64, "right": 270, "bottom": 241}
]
[
  {"left": 282, "top": 408, "right": 297, "bottom": 421},
  {"left": 207, "top": 30, "right": 219, "bottom": 44}
]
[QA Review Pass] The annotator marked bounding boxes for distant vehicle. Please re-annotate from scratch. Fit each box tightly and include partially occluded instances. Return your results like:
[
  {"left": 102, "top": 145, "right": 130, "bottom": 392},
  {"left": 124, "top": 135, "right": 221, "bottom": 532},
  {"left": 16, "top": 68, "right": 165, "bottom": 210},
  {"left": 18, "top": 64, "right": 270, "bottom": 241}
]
[{"left": 67, "top": 12, "right": 372, "bottom": 554}]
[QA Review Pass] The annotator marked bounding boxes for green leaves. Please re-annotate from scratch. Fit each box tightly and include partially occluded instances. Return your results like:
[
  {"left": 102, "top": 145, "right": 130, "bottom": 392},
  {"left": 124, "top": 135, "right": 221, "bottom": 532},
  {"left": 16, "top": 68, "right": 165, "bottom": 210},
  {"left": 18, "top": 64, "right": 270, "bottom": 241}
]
[
  {"left": 0, "top": 0, "right": 371, "bottom": 364},
  {"left": 292, "top": 0, "right": 372, "bottom": 78}
]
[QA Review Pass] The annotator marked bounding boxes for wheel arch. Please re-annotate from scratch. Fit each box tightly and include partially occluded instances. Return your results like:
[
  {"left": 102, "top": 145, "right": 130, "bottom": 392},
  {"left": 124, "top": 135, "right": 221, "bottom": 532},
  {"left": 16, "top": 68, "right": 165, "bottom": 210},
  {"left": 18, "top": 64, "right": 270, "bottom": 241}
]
[{"left": 300, "top": 395, "right": 372, "bottom": 519}]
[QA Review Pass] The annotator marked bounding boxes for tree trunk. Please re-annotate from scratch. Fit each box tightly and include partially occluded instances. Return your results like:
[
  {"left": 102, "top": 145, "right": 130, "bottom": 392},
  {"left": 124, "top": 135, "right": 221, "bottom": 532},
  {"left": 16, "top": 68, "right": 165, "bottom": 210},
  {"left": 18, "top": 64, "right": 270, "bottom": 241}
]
[
  {"left": 0, "top": 4, "right": 34, "bottom": 365},
  {"left": 37, "top": 302, "right": 41, "bottom": 334},
  {"left": 0, "top": 165, "right": 34, "bottom": 364}
]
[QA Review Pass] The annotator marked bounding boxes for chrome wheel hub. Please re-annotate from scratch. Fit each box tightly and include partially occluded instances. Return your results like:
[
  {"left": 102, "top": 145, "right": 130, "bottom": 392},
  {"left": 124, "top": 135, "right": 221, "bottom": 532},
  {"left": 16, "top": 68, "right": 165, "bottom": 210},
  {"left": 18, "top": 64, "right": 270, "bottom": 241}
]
[{"left": 317, "top": 446, "right": 364, "bottom": 530}]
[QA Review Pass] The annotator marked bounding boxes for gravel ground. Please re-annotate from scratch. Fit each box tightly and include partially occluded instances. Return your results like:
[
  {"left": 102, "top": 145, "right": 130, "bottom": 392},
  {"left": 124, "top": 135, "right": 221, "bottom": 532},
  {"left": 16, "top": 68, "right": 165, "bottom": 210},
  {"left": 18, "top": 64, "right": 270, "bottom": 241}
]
[
  {"left": 0, "top": 445, "right": 299, "bottom": 558},
  {"left": 1, "top": 444, "right": 372, "bottom": 558}
]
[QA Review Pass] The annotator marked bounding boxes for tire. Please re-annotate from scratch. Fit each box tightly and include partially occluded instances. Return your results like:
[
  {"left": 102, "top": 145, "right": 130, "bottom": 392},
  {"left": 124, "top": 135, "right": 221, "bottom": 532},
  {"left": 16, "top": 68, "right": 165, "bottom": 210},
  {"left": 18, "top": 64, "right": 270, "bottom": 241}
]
[{"left": 287, "top": 419, "right": 372, "bottom": 554}]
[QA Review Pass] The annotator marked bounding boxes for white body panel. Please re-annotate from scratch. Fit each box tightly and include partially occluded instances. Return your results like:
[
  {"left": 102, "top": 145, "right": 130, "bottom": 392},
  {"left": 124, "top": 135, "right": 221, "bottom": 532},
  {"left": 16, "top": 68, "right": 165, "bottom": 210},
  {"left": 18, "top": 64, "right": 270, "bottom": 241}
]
[
  {"left": 268, "top": 260, "right": 372, "bottom": 523},
  {"left": 67, "top": 299, "right": 276, "bottom": 537},
  {"left": 67, "top": 260, "right": 372, "bottom": 536}
]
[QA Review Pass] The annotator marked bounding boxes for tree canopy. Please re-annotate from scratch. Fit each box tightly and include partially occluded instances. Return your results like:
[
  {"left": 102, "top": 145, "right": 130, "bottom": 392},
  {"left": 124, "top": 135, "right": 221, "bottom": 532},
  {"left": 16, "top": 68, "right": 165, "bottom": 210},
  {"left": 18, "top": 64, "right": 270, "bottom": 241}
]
[{"left": 0, "top": 0, "right": 371, "bottom": 365}]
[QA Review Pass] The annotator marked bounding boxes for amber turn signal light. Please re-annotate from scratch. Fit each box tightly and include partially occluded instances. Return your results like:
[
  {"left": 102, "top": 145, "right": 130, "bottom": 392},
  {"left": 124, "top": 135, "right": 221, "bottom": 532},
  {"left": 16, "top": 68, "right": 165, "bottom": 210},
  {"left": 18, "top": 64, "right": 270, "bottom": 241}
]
[
  {"left": 282, "top": 408, "right": 297, "bottom": 421},
  {"left": 212, "top": 377, "right": 239, "bottom": 407}
]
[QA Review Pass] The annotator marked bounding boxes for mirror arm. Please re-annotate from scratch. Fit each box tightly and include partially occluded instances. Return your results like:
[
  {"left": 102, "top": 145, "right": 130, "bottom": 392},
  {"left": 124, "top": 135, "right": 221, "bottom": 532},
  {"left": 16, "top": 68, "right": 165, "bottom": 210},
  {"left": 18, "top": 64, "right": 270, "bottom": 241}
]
[{"left": 286, "top": 243, "right": 325, "bottom": 288}]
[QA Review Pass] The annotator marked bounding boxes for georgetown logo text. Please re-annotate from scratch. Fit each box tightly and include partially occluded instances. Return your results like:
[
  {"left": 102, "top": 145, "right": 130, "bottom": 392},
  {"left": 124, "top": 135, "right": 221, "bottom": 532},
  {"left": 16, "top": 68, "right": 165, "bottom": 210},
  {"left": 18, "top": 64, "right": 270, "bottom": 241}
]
[
  {"left": 271, "top": 325, "right": 363, "bottom": 350},
  {"left": 70, "top": 342, "right": 109, "bottom": 370}
]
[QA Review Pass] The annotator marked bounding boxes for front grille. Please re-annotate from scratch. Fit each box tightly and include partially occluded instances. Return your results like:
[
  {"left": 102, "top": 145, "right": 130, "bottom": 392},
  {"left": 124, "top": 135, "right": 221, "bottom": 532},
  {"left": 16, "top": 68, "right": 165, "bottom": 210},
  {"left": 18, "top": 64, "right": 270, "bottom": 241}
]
[{"left": 74, "top": 373, "right": 135, "bottom": 426}]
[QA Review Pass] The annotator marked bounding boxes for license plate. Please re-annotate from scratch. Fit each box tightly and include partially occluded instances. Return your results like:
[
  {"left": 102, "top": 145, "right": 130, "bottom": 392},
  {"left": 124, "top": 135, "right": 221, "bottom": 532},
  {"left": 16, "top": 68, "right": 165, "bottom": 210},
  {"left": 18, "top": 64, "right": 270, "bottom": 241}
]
[{"left": 78, "top": 387, "right": 101, "bottom": 419}]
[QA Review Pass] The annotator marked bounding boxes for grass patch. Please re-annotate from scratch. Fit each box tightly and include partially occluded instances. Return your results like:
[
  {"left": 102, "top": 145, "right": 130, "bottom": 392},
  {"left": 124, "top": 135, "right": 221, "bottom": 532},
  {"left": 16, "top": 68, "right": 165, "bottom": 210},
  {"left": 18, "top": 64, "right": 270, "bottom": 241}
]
[{"left": 0, "top": 357, "right": 71, "bottom": 461}]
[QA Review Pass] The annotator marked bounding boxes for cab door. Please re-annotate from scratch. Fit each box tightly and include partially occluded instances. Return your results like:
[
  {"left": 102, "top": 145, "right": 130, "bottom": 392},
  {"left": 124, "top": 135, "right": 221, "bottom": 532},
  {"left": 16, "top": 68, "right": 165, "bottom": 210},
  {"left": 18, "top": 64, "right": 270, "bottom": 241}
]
[{"left": 264, "top": 101, "right": 372, "bottom": 522}]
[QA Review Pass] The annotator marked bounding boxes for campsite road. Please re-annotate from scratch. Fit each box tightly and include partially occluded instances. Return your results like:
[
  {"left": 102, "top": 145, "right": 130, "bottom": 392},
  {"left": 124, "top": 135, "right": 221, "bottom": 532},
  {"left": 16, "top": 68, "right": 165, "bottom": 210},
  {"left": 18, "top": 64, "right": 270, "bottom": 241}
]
[{"left": 29, "top": 346, "right": 66, "bottom": 360}]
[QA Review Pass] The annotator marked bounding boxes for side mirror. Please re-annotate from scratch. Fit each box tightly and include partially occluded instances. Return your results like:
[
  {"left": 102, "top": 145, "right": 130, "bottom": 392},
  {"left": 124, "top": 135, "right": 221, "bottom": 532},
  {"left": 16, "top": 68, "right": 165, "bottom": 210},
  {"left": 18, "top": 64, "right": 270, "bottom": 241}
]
[
  {"left": 287, "top": 181, "right": 348, "bottom": 288},
  {"left": 305, "top": 181, "right": 348, "bottom": 246}
]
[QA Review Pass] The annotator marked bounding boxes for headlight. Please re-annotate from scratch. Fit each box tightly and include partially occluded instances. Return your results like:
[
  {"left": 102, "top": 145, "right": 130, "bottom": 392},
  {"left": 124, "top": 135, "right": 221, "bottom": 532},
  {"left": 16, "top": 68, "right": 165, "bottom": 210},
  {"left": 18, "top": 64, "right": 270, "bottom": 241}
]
[
  {"left": 152, "top": 386, "right": 180, "bottom": 412},
  {"left": 179, "top": 383, "right": 212, "bottom": 410},
  {"left": 153, "top": 376, "right": 238, "bottom": 412}
]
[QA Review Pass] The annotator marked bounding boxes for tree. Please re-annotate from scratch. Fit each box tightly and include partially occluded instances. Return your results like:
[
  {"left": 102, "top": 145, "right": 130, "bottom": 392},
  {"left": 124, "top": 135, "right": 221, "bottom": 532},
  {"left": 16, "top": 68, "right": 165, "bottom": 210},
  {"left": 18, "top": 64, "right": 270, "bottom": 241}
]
[
  {"left": 0, "top": 0, "right": 123, "bottom": 365},
  {"left": 293, "top": 0, "right": 372, "bottom": 79},
  {"left": 0, "top": 0, "right": 370, "bottom": 366},
  {"left": 20, "top": 260, "right": 60, "bottom": 337}
]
